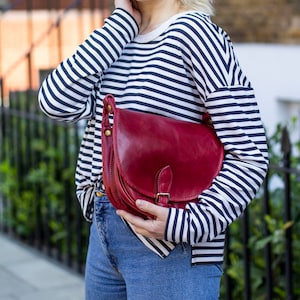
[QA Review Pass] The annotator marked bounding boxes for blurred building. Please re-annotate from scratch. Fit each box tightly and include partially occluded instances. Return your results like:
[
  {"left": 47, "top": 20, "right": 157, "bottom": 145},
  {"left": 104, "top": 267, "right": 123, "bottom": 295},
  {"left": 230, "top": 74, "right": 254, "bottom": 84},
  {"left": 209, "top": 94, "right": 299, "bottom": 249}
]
[
  {"left": 213, "top": 0, "right": 300, "bottom": 134},
  {"left": 213, "top": 0, "right": 300, "bottom": 44},
  {"left": 0, "top": 0, "right": 111, "bottom": 98}
]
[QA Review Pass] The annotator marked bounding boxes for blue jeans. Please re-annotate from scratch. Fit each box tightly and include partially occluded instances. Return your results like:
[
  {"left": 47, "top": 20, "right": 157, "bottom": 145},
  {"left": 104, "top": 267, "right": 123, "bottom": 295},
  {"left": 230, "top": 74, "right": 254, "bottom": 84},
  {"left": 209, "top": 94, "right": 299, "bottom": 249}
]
[{"left": 85, "top": 195, "right": 222, "bottom": 300}]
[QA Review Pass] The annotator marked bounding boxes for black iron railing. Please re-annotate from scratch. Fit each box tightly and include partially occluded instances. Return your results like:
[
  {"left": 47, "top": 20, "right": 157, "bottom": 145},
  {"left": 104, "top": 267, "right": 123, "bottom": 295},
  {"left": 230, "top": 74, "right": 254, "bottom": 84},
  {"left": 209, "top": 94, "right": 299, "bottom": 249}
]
[
  {"left": 0, "top": 89, "right": 88, "bottom": 274},
  {"left": 0, "top": 89, "right": 299, "bottom": 299}
]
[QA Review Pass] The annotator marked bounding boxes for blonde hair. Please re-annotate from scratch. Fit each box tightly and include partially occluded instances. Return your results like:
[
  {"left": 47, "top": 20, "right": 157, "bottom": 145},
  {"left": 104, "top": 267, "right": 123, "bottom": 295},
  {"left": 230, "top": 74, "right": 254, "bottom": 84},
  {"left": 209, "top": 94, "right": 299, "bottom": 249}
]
[{"left": 180, "top": 0, "right": 214, "bottom": 16}]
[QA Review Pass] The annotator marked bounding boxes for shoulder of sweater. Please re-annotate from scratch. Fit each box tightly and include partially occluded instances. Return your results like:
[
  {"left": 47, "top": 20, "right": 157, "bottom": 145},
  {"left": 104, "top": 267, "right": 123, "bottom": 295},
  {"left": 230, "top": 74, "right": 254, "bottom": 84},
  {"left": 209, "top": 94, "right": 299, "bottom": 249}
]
[
  {"left": 172, "top": 11, "right": 214, "bottom": 29},
  {"left": 168, "top": 11, "right": 226, "bottom": 41}
]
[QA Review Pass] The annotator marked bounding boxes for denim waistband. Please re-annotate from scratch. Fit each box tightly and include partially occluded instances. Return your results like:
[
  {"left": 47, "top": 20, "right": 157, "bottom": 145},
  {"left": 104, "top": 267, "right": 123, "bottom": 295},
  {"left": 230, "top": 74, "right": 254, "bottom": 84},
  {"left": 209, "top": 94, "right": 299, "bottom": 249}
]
[{"left": 94, "top": 191, "right": 109, "bottom": 203}]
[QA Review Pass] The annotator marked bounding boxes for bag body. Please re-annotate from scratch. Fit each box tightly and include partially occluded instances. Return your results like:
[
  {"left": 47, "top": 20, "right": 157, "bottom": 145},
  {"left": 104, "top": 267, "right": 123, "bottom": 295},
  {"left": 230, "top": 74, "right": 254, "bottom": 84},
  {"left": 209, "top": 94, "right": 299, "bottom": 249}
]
[{"left": 102, "top": 94, "right": 224, "bottom": 219}]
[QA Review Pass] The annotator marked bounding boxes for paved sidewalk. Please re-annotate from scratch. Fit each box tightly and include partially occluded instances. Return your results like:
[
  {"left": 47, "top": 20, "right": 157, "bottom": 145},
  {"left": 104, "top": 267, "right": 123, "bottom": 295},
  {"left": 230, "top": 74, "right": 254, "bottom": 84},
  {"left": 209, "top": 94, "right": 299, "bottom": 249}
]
[{"left": 0, "top": 233, "right": 84, "bottom": 300}]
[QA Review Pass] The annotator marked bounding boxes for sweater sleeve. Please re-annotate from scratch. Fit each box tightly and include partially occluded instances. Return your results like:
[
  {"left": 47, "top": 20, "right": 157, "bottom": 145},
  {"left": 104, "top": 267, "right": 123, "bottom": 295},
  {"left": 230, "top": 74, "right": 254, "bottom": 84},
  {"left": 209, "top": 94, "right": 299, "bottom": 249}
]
[
  {"left": 38, "top": 9, "right": 139, "bottom": 122},
  {"left": 165, "top": 15, "right": 269, "bottom": 245}
]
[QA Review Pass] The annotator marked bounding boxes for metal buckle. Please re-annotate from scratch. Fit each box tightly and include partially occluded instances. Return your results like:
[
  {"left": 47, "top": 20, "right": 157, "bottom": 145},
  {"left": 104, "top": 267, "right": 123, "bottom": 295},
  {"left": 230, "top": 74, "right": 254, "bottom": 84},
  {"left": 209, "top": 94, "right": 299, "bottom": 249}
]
[{"left": 155, "top": 193, "right": 170, "bottom": 203}]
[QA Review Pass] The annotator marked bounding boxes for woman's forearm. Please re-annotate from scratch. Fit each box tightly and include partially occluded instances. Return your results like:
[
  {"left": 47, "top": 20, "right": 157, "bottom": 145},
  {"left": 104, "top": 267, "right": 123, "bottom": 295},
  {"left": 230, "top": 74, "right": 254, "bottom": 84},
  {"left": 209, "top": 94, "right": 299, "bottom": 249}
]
[{"left": 38, "top": 8, "right": 139, "bottom": 122}]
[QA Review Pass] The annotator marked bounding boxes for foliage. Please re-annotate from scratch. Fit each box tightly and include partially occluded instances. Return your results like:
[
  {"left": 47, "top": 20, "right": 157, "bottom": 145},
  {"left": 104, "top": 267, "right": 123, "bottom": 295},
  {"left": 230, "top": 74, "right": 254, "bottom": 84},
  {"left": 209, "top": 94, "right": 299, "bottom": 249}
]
[
  {"left": 1, "top": 92, "right": 300, "bottom": 290},
  {"left": 0, "top": 91, "right": 88, "bottom": 271},
  {"left": 220, "top": 120, "right": 300, "bottom": 299}
]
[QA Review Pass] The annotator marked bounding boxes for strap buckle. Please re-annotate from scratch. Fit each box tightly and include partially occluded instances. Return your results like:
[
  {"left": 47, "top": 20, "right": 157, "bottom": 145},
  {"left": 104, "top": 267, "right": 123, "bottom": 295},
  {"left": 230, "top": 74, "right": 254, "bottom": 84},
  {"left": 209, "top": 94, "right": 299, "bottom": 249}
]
[{"left": 155, "top": 192, "right": 170, "bottom": 203}]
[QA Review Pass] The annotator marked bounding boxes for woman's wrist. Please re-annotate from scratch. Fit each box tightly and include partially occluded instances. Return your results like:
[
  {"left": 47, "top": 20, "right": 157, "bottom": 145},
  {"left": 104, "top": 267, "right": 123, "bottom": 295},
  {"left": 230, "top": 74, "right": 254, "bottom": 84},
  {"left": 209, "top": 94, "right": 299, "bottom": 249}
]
[
  {"left": 114, "top": 0, "right": 141, "bottom": 27},
  {"left": 106, "top": 8, "right": 139, "bottom": 42}
]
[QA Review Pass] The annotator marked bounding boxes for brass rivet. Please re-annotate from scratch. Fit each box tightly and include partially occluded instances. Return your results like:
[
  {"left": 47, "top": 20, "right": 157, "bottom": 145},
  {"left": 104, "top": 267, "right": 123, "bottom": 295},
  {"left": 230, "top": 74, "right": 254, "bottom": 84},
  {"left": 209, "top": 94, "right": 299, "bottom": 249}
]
[
  {"left": 96, "top": 192, "right": 103, "bottom": 197},
  {"left": 104, "top": 129, "right": 112, "bottom": 136},
  {"left": 107, "top": 104, "right": 112, "bottom": 112}
]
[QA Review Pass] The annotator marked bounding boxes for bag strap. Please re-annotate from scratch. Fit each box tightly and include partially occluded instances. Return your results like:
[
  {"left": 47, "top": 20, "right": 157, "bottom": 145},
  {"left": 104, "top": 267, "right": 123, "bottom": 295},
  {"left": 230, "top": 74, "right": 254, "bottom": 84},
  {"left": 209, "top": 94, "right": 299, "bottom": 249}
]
[
  {"left": 102, "top": 94, "right": 116, "bottom": 137},
  {"left": 155, "top": 165, "right": 173, "bottom": 206},
  {"left": 103, "top": 94, "right": 213, "bottom": 128}
]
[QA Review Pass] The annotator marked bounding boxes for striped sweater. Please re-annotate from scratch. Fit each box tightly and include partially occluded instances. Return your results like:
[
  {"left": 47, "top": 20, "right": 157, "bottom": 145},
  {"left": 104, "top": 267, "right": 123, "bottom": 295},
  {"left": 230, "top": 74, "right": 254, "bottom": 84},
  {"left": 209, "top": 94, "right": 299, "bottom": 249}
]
[{"left": 38, "top": 9, "right": 269, "bottom": 264}]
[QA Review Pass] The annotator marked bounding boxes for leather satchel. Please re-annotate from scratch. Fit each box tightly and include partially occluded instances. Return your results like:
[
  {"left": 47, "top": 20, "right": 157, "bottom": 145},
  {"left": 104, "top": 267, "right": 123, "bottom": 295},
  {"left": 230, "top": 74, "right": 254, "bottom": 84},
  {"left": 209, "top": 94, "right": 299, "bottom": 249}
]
[{"left": 102, "top": 94, "right": 224, "bottom": 219}]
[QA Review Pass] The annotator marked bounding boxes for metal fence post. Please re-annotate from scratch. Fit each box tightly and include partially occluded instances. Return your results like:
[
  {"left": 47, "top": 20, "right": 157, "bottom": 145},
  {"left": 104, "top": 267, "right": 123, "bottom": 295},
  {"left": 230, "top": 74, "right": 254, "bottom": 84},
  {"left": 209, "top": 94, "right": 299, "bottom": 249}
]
[
  {"left": 242, "top": 210, "right": 251, "bottom": 300},
  {"left": 224, "top": 229, "right": 232, "bottom": 300},
  {"left": 263, "top": 173, "right": 273, "bottom": 299},
  {"left": 281, "top": 127, "right": 293, "bottom": 300}
]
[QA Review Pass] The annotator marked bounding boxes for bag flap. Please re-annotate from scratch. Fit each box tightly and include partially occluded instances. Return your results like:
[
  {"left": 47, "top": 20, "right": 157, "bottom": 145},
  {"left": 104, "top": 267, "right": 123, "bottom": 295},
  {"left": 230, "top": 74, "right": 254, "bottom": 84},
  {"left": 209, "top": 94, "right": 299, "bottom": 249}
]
[{"left": 113, "top": 107, "right": 224, "bottom": 201}]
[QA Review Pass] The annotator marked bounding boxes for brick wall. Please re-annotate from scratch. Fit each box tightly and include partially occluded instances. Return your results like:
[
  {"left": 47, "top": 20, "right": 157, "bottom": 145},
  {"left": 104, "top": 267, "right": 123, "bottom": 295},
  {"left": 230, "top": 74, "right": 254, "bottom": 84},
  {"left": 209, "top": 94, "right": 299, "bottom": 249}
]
[
  {"left": 8, "top": 0, "right": 300, "bottom": 43},
  {"left": 8, "top": 0, "right": 112, "bottom": 10},
  {"left": 212, "top": 0, "right": 300, "bottom": 43}
]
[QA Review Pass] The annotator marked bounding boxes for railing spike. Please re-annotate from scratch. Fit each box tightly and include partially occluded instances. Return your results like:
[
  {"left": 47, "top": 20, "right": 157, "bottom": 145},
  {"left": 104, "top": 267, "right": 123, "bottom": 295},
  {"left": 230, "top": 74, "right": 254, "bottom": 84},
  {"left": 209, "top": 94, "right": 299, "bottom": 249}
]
[{"left": 281, "top": 126, "right": 291, "bottom": 155}]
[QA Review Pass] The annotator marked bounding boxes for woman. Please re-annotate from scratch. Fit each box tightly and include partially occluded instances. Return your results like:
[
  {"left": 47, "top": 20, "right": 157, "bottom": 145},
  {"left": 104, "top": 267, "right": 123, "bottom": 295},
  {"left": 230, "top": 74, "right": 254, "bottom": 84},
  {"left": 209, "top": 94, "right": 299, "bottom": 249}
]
[{"left": 38, "top": 0, "right": 269, "bottom": 299}]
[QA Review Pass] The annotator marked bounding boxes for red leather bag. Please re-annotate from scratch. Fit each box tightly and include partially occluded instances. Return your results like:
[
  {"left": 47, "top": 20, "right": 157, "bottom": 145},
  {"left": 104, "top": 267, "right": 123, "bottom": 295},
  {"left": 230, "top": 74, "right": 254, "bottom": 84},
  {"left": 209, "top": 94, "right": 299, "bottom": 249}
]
[{"left": 102, "top": 94, "right": 224, "bottom": 219}]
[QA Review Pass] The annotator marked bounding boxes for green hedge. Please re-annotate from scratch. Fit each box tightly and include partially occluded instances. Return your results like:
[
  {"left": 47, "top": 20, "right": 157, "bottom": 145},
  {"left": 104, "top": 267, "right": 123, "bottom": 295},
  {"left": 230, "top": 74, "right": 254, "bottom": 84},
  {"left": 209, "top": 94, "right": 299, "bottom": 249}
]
[
  {"left": 0, "top": 93, "right": 299, "bottom": 295},
  {"left": 221, "top": 121, "right": 300, "bottom": 299},
  {"left": 0, "top": 91, "right": 88, "bottom": 271}
]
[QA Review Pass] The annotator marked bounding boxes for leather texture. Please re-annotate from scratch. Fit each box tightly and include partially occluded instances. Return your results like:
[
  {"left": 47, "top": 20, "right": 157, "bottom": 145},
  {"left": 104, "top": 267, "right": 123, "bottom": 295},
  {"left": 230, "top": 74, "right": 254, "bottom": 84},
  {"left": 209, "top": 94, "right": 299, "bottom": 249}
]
[{"left": 102, "top": 94, "right": 224, "bottom": 219}]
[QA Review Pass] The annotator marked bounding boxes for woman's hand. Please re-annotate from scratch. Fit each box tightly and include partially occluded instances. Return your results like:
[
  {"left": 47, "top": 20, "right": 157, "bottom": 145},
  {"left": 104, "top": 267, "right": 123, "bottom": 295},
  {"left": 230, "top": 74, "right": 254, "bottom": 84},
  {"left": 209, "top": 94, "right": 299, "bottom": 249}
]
[
  {"left": 116, "top": 200, "right": 169, "bottom": 240},
  {"left": 114, "top": 0, "right": 141, "bottom": 27}
]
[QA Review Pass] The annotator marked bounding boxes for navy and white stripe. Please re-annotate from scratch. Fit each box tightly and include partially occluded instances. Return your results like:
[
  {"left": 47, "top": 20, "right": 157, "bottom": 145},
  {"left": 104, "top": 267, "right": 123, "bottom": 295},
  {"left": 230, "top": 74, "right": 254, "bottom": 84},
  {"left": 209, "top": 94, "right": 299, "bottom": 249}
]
[{"left": 38, "top": 9, "right": 269, "bottom": 264}]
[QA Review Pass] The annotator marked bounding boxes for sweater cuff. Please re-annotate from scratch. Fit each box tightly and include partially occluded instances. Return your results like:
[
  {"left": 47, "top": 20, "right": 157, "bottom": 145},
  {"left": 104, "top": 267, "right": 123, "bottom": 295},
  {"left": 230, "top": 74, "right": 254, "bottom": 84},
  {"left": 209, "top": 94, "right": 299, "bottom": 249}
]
[{"left": 165, "top": 208, "right": 190, "bottom": 243}]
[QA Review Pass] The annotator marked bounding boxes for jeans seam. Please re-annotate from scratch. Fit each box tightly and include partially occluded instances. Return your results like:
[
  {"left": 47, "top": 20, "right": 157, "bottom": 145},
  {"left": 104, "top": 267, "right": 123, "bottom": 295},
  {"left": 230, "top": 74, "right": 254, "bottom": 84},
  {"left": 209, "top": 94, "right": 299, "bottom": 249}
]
[{"left": 94, "top": 200, "right": 121, "bottom": 273}]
